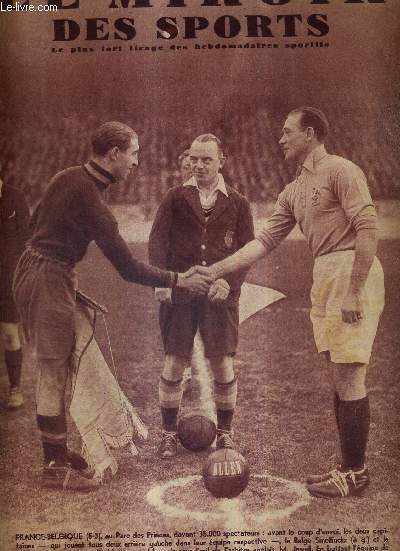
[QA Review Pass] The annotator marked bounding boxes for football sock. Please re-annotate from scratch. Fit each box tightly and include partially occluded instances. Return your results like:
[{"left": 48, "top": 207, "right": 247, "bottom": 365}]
[
  {"left": 217, "top": 410, "right": 234, "bottom": 432},
  {"left": 214, "top": 377, "right": 237, "bottom": 432},
  {"left": 37, "top": 413, "right": 68, "bottom": 464},
  {"left": 5, "top": 348, "right": 22, "bottom": 388},
  {"left": 338, "top": 396, "right": 370, "bottom": 471},
  {"left": 334, "top": 392, "right": 340, "bottom": 430},
  {"left": 159, "top": 376, "right": 183, "bottom": 432}
]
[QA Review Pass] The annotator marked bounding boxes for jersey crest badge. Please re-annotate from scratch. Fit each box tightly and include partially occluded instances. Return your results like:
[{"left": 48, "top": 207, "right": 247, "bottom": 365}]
[{"left": 224, "top": 230, "right": 234, "bottom": 249}]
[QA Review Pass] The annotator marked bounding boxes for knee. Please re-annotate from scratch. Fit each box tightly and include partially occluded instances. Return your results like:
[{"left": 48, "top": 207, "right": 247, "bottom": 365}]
[
  {"left": 38, "top": 357, "right": 69, "bottom": 387},
  {"left": 209, "top": 355, "right": 234, "bottom": 383},
  {"left": 333, "top": 363, "right": 367, "bottom": 400},
  {"left": 163, "top": 355, "right": 189, "bottom": 381},
  {"left": 36, "top": 357, "right": 69, "bottom": 415},
  {"left": 0, "top": 323, "right": 21, "bottom": 350}
]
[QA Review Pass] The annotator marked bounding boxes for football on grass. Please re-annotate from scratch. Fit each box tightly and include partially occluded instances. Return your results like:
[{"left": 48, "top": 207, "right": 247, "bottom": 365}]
[
  {"left": 202, "top": 448, "right": 250, "bottom": 498},
  {"left": 177, "top": 414, "right": 216, "bottom": 451}
]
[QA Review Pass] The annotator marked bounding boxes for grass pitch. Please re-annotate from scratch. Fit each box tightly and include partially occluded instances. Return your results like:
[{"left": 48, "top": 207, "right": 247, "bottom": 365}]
[{"left": 1, "top": 240, "right": 399, "bottom": 547}]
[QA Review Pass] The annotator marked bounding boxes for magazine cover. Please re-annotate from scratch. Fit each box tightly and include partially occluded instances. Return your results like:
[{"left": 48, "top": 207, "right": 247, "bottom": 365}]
[{"left": 0, "top": 1, "right": 399, "bottom": 550}]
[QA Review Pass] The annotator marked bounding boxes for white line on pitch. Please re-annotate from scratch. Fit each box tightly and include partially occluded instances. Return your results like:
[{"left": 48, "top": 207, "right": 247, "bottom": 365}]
[
  {"left": 217, "top": 497, "right": 246, "bottom": 528},
  {"left": 145, "top": 473, "right": 310, "bottom": 523}
]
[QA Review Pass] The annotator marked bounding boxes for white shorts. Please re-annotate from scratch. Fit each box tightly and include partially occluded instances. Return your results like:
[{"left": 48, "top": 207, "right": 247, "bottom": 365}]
[{"left": 310, "top": 250, "right": 384, "bottom": 365}]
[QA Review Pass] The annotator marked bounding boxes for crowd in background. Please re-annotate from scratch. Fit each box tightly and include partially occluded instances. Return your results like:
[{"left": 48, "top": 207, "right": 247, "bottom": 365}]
[{"left": 1, "top": 102, "right": 398, "bottom": 211}]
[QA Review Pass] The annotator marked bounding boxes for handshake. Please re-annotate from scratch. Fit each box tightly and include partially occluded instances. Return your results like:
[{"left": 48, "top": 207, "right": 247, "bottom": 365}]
[{"left": 155, "top": 266, "right": 230, "bottom": 304}]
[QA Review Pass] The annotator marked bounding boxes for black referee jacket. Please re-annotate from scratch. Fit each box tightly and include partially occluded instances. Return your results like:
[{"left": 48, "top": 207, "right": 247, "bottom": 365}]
[{"left": 148, "top": 182, "right": 254, "bottom": 304}]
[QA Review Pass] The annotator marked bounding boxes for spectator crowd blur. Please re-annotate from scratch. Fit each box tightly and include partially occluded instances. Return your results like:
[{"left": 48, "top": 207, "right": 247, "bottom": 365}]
[{"left": 1, "top": 101, "right": 398, "bottom": 210}]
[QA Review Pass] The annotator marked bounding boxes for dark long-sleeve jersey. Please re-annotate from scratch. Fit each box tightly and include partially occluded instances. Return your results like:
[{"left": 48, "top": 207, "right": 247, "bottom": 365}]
[{"left": 29, "top": 161, "right": 175, "bottom": 288}]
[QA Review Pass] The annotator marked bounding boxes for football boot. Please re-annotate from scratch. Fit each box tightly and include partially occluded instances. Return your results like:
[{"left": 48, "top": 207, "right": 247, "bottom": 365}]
[
  {"left": 216, "top": 429, "right": 235, "bottom": 450},
  {"left": 157, "top": 430, "right": 178, "bottom": 459},
  {"left": 42, "top": 461, "right": 100, "bottom": 491},
  {"left": 306, "top": 466, "right": 370, "bottom": 498}
]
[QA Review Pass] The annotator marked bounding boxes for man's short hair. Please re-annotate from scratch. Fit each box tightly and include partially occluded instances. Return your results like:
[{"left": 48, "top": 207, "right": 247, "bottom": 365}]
[
  {"left": 178, "top": 149, "right": 190, "bottom": 167},
  {"left": 290, "top": 107, "right": 330, "bottom": 142},
  {"left": 91, "top": 122, "right": 137, "bottom": 156},
  {"left": 192, "top": 133, "right": 224, "bottom": 159}
]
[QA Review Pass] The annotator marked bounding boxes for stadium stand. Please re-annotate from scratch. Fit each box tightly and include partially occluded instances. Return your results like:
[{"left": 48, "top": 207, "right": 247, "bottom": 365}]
[{"left": 0, "top": 102, "right": 399, "bottom": 209}]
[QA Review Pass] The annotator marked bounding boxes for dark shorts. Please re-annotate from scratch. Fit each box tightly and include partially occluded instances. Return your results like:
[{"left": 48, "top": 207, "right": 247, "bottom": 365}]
[
  {"left": 0, "top": 266, "right": 20, "bottom": 323},
  {"left": 13, "top": 249, "right": 77, "bottom": 359},
  {"left": 159, "top": 298, "right": 239, "bottom": 358}
]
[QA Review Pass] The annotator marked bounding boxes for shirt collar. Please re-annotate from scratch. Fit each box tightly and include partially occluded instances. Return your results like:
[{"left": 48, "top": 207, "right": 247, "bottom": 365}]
[
  {"left": 183, "top": 173, "right": 228, "bottom": 197},
  {"left": 84, "top": 160, "right": 116, "bottom": 190},
  {"left": 302, "top": 144, "right": 328, "bottom": 174}
]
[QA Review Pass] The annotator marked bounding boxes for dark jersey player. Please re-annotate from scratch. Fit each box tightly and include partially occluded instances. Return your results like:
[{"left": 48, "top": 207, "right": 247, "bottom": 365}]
[{"left": 13, "top": 121, "right": 212, "bottom": 491}]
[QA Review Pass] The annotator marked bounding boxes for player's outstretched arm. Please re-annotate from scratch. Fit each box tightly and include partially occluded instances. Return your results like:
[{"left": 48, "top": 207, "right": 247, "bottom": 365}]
[
  {"left": 209, "top": 239, "right": 268, "bottom": 280},
  {"left": 176, "top": 266, "right": 213, "bottom": 294}
]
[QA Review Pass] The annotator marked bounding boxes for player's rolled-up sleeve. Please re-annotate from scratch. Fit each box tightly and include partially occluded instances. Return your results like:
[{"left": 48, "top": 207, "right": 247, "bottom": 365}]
[
  {"left": 333, "top": 164, "right": 378, "bottom": 232},
  {"left": 256, "top": 191, "right": 296, "bottom": 251}
]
